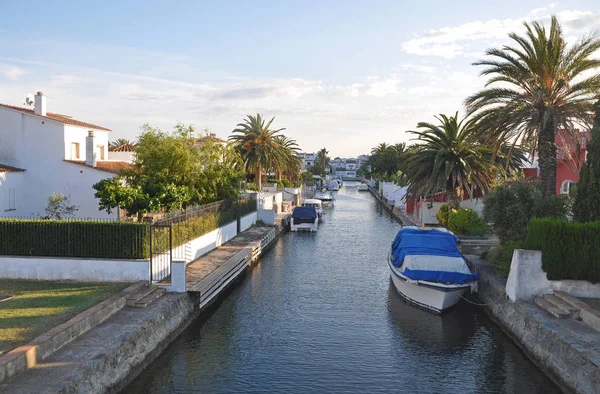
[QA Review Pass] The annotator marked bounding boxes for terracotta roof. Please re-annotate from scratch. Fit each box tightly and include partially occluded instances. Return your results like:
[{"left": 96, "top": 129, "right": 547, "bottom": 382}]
[
  {"left": 110, "top": 143, "right": 136, "bottom": 152},
  {"left": 0, "top": 164, "right": 25, "bottom": 172},
  {"left": 0, "top": 103, "right": 112, "bottom": 132},
  {"left": 64, "top": 160, "right": 132, "bottom": 174}
]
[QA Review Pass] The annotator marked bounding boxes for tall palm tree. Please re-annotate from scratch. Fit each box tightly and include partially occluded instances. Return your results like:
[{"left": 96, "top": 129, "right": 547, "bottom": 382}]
[
  {"left": 368, "top": 142, "right": 408, "bottom": 181},
  {"left": 404, "top": 113, "right": 498, "bottom": 209},
  {"left": 273, "top": 135, "right": 301, "bottom": 181},
  {"left": 229, "top": 114, "right": 285, "bottom": 190},
  {"left": 465, "top": 15, "right": 600, "bottom": 195}
]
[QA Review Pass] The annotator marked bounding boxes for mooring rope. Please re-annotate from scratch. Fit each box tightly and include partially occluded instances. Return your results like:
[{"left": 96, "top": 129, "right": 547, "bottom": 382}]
[{"left": 459, "top": 293, "right": 505, "bottom": 306}]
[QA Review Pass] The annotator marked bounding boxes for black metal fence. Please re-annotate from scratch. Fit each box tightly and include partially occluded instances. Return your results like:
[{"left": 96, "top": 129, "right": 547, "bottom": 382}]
[{"left": 149, "top": 194, "right": 257, "bottom": 282}]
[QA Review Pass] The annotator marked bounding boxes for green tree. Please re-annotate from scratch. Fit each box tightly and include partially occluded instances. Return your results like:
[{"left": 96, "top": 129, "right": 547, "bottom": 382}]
[
  {"left": 404, "top": 113, "right": 506, "bottom": 210},
  {"left": 466, "top": 16, "right": 600, "bottom": 196},
  {"left": 229, "top": 114, "right": 285, "bottom": 191},
  {"left": 573, "top": 100, "right": 600, "bottom": 222},
  {"left": 312, "top": 148, "right": 330, "bottom": 178},
  {"left": 272, "top": 135, "right": 301, "bottom": 181},
  {"left": 94, "top": 123, "right": 244, "bottom": 220},
  {"left": 43, "top": 193, "right": 79, "bottom": 219},
  {"left": 368, "top": 143, "right": 408, "bottom": 182}
]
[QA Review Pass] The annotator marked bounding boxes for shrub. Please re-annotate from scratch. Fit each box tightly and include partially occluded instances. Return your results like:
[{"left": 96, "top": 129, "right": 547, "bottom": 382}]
[
  {"left": 525, "top": 218, "right": 600, "bottom": 282},
  {"left": 447, "top": 208, "right": 486, "bottom": 236},
  {"left": 485, "top": 239, "right": 524, "bottom": 277},
  {"left": 436, "top": 204, "right": 449, "bottom": 226},
  {"left": 246, "top": 182, "right": 260, "bottom": 192},
  {"left": 0, "top": 219, "right": 149, "bottom": 259},
  {"left": 483, "top": 181, "right": 567, "bottom": 242}
]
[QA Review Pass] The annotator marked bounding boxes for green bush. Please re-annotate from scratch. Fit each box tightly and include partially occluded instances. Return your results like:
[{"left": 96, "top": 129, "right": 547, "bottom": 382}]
[
  {"left": 447, "top": 208, "right": 486, "bottom": 236},
  {"left": 526, "top": 218, "right": 600, "bottom": 282},
  {"left": 0, "top": 219, "right": 149, "bottom": 259},
  {"left": 245, "top": 182, "right": 260, "bottom": 192},
  {"left": 483, "top": 181, "right": 567, "bottom": 242},
  {"left": 436, "top": 204, "right": 449, "bottom": 226},
  {"left": 485, "top": 239, "right": 524, "bottom": 277}
]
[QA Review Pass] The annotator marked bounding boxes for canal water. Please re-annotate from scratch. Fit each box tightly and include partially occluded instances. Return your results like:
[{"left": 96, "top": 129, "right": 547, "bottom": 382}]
[{"left": 127, "top": 184, "right": 559, "bottom": 393}]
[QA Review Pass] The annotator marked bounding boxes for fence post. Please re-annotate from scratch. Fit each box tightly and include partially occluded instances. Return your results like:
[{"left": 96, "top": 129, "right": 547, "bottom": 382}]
[{"left": 236, "top": 199, "right": 241, "bottom": 234}]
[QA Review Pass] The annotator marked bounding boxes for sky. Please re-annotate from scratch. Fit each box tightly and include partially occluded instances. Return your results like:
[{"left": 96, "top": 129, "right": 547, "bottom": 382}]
[{"left": 1, "top": 1, "right": 600, "bottom": 157}]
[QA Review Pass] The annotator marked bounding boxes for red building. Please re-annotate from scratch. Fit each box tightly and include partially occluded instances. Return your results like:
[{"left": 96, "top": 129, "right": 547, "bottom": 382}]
[{"left": 523, "top": 130, "right": 590, "bottom": 195}]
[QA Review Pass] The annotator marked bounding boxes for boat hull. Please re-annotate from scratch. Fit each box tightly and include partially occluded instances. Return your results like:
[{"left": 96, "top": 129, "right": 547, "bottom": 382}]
[
  {"left": 290, "top": 219, "right": 318, "bottom": 232},
  {"left": 388, "top": 260, "right": 471, "bottom": 313}
]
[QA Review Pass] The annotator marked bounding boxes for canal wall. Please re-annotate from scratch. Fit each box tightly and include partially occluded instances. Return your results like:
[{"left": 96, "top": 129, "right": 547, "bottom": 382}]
[
  {"left": 468, "top": 255, "right": 600, "bottom": 394},
  {"left": 1, "top": 226, "right": 284, "bottom": 394}
]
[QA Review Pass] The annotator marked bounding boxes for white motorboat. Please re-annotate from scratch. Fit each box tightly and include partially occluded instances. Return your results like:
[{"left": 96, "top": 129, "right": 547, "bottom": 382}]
[
  {"left": 314, "top": 189, "right": 335, "bottom": 206},
  {"left": 357, "top": 182, "right": 369, "bottom": 191},
  {"left": 329, "top": 180, "right": 340, "bottom": 191},
  {"left": 303, "top": 199, "right": 324, "bottom": 221},
  {"left": 388, "top": 227, "right": 478, "bottom": 313},
  {"left": 290, "top": 206, "right": 318, "bottom": 232}
]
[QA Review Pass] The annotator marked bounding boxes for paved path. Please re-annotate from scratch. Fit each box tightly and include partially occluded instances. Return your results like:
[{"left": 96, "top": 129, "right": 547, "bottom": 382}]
[{"left": 186, "top": 226, "right": 275, "bottom": 292}]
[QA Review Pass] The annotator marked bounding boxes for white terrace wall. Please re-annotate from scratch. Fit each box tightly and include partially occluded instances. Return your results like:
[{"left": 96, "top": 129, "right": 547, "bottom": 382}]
[
  {"left": 185, "top": 221, "right": 238, "bottom": 262},
  {"left": 0, "top": 256, "right": 148, "bottom": 282},
  {"left": 240, "top": 211, "right": 258, "bottom": 232}
]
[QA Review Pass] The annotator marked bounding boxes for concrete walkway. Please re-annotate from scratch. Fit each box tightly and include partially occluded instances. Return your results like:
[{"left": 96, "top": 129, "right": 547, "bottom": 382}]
[{"left": 186, "top": 226, "right": 276, "bottom": 292}]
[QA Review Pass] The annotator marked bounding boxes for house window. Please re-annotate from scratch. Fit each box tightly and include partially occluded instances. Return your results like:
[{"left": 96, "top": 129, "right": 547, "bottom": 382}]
[
  {"left": 71, "top": 142, "right": 80, "bottom": 159},
  {"left": 4, "top": 188, "right": 16, "bottom": 211},
  {"left": 560, "top": 179, "right": 575, "bottom": 195},
  {"left": 96, "top": 145, "right": 105, "bottom": 160}
]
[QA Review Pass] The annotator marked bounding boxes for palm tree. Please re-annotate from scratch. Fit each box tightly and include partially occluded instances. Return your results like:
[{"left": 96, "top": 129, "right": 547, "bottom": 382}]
[
  {"left": 312, "top": 148, "right": 330, "bottom": 177},
  {"left": 368, "top": 142, "right": 408, "bottom": 182},
  {"left": 404, "top": 113, "right": 498, "bottom": 209},
  {"left": 465, "top": 15, "right": 600, "bottom": 195},
  {"left": 273, "top": 135, "right": 301, "bottom": 181},
  {"left": 229, "top": 114, "right": 285, "bottom": 190}
]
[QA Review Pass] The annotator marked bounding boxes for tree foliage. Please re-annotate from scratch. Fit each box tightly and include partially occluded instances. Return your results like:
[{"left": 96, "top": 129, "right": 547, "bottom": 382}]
[
  {"left": 44, "top": 193, "right": 79, "bottom": 220},
  {"left": 573, "top": 100, "right": 600, "bottom": 222},
  {"left": 94, "top": 124, "right": 245, "bottom": 219},
  {"left": 466, "top": 16, "right": 600, "bottom": 195}
]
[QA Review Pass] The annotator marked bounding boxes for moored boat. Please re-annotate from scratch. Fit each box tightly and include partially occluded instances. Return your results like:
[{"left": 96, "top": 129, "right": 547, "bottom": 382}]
[
  {"left": 388, "top": 227, "right": 478, "bottom": 313},
  {"left": 357, "top": 182, "right": 369, "bottom": 191},
  {"left": 290, "top": 206, "right": 319, "bottom": 232},
  {"left": 303, "top": 198, "right": 324, "bottom": 221},
  {"left": 314, "top": 188, "right": 335, "bottom": 206}
]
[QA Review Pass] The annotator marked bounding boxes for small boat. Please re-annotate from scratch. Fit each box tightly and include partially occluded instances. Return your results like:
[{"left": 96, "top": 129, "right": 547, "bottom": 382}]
[
  {"left": 303, "top": 198, "right": 324, "bottom": 221},
  {"left": 357, "top": 182, "right": 369, "bottom": 191},
  {"left": 388, "top": 227, "right": 478, "bottom": 313},
  {"left": 314, "top": 189, "right": 335, "bottom": 203},
  {"left": 329, "top": 180, "right": 340, "bottom": 191},
  {"left": 290, "top": 206, "right": 318, "bottom": 232}
]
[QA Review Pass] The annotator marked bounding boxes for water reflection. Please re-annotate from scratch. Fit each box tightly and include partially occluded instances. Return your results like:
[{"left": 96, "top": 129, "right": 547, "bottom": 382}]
[{"left": 126, "top": 184, "right": 559, "bottom": 394}]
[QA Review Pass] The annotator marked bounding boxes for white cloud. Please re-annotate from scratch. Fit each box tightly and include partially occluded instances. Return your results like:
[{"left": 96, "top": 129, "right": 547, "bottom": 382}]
[
  {"left": 402, "top": 8, "right": 600, "bottom": 58},
  {"left": 0, "top": 64, "right": 24, "bottom": 80}
]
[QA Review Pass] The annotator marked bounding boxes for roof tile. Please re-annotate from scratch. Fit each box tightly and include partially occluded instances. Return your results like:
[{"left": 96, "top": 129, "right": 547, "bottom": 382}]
[
  {"left": 64, "top": 160, "right": 131, "bottom": 174},
  {"left": 0, "top": 103, "right": 111, "bottom": 132}
]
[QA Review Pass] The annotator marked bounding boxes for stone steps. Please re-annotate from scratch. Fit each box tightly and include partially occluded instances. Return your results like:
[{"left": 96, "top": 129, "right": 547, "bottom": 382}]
[
  {"left": 125, "top": 284, "right": 165, "bottom": 308},
  {"left": 535, "top": 291, "right": 600, "bottom": 332},
  {"left": 534, "top": 296, "right": 570, "bottom": 318}
]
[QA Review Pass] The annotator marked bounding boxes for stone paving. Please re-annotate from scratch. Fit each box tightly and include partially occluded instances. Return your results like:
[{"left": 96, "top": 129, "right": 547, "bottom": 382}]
[{"left": 186, "top": 226, "right": 275, "bottom": 292}]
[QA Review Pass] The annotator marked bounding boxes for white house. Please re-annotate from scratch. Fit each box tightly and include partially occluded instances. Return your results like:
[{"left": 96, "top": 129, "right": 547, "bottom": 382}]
[
  {"left": 297, "top": 152, "right": 317, "bottom": 170},
  {"left": 0, "top": 92, "right": 131, "bottom": 219}
]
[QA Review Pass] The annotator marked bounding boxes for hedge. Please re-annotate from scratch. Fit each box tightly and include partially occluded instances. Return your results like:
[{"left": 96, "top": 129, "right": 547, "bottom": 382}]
[
  {"left": 0, "top": 219, "right": 150, "bottom": 259},
  {"left": 525, "top": 218, "right": 600, "bottom": 283}
]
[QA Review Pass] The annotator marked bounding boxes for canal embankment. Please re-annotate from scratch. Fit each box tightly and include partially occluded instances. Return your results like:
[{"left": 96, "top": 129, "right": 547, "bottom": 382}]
[
  {"left": 0, "top": 225, "right": 283, "bottom": 393},
  {"left": 468, "top": 255, "right": 600, "bottom": 394}
]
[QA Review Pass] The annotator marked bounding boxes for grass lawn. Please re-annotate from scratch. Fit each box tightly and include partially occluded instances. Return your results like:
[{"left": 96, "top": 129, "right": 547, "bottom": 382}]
[{"left": 0, "top": 280, "right": 130, "bottom": 356}]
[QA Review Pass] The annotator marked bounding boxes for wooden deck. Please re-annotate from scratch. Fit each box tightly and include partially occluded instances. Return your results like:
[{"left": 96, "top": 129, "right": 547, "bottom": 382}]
[{"left": 186, "top": 226, "right": 278, "bottom": 309}]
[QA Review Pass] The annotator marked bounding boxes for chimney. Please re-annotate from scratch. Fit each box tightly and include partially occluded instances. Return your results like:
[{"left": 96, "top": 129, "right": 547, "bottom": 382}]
[
  {"left": 34, "top": 91, "right": 46, "bottom": 116},
  {"left": 86, "top": 131, "right": 97, "bottom": 167}
]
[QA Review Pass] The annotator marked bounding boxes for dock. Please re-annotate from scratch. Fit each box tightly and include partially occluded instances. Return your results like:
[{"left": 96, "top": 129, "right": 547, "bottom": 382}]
[{"left": 186, "top": 226, "right": 281, "bottom": 309}]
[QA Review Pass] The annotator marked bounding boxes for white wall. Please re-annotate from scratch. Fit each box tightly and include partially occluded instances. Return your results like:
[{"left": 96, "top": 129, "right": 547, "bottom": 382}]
[
  {"left": 240, "top": 211, "right": 258, "bottom": 232},
  {"left": 107, "top": 151, "right": 134, "bottom": 163},
  {"left": 63, "top": 126, "right": 109, "bottom": 161},
  {"left": 0, "top": 107, "right": 116, "bottom": 219},
  {"left": 185, "top": 221, "right": 238, "bottom": 262},
  {"left": 0, "top": 256, "right": 148, "bottom": 282},
  {"left": 258, "top": 209, "right": 276, "bottom": 225},
  {"left": 258, "top": 192, "right": 283, "bottom": 213},
  {"left": 0, "top": 172, "right": 24, "bottom": 214}
]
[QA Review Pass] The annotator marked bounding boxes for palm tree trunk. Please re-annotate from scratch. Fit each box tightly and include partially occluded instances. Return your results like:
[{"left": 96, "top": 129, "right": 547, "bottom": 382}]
[
  {"left": 447, "top": 186, "right": 462, "bottom": 210},
  {"left": 256, "top": 164, "right": 262, "bottom": 191},
  {"left": 278, "top": 170, "right": 283, "bottom": 181},
  {"left": 538, "top": 115, "right": 557, "bottom": 196}
]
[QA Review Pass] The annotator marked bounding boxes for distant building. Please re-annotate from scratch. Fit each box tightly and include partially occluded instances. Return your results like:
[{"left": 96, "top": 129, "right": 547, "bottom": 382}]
[
  {"left": 297, "top": 152, "right": 317, "bottom": 171},
  {"left": 0, "top": 92, "right": 131, "bottom": 218}
]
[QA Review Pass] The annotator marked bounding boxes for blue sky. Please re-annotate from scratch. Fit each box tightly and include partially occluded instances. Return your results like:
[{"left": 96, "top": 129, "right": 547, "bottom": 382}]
[{"left": 1, "top": 1, "right": 599, "bottom": 156}]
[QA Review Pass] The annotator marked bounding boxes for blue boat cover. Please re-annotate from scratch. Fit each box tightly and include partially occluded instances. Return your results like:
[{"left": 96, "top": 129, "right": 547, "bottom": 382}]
[
  {"left": 292, "top": 206, "right": 317, "bottom": 220},
  {"left": 391, "top": 228, "right": 478, "bottom": 284}
]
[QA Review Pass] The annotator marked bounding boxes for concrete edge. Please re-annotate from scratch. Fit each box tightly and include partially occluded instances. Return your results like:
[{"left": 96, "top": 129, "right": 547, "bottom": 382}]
[
  {"left": 468, "top": 255, "right": 599, "bottom": 394},
  {"left": 0, "top": 281, "right": 146, "bottom": 384}
]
